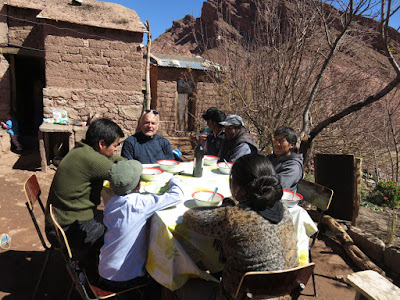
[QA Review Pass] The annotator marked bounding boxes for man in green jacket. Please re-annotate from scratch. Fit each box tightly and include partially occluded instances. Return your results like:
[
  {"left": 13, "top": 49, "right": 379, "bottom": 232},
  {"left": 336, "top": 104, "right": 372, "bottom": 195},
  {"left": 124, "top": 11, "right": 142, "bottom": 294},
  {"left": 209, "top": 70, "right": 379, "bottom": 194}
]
[{"left": 45, "top": 118, "right": 125, "bottom": 275}]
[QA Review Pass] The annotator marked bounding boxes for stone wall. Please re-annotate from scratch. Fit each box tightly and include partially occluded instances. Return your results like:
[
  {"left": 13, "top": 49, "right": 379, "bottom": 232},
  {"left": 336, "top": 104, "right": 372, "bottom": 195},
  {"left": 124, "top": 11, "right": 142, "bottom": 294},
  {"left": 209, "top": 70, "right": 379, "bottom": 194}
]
[
  {"left": 42, "top": 87, "right": 143, "bottom": 136},
  {"left": 39, "top": 20, "right": 145, "bottom": 135}
]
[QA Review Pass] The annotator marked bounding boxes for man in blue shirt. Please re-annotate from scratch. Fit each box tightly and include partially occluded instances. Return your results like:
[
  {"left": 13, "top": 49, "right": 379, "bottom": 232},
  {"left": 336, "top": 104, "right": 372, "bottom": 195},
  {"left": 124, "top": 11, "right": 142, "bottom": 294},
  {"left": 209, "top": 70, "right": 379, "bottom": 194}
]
[{"left": 121, "top": 110, "right": 175, "bottom": 164}]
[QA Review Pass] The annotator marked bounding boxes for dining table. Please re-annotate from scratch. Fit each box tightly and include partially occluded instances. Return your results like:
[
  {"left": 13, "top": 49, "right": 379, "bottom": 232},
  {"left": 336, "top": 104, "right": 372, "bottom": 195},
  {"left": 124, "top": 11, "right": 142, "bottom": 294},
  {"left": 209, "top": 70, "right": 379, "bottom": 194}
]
[{"left": 102, "top": 161, "right": 318, "bottom": 291}]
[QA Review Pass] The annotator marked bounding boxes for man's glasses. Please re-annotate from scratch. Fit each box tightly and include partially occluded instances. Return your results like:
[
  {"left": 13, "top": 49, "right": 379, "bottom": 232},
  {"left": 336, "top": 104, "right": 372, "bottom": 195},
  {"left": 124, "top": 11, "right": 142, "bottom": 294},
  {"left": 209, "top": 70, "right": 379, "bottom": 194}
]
[{"left": 144, "top": 109, "right": 159, "bottom": 115}]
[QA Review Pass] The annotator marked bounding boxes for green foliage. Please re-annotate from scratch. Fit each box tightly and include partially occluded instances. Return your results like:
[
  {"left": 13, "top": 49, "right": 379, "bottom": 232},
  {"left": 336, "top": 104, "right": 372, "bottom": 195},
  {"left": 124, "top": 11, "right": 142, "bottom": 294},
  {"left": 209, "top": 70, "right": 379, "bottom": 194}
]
[
  {"left": 367, "top": 180, "right": 400, "bottom": 209},
  {"left": 360, "top": 201, "right": 382, "bottom": 212},
  {"left": 303, "top": 173, "right": 314, "bottom": 183}
]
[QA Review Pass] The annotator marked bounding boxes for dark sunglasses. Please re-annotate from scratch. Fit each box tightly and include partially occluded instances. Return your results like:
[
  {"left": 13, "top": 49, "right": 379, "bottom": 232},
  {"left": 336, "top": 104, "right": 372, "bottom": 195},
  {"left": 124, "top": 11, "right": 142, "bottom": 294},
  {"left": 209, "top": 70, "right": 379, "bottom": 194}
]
[{"left": 144, "top": 109, "right": 159, "bottom": 115}]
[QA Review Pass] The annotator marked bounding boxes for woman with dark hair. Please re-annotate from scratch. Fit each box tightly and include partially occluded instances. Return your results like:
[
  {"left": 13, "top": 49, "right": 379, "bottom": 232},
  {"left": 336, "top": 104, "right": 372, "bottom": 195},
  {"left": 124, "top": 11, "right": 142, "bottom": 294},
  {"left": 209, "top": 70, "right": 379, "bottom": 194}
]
[{"left": 176, "top": 154, "right": 299, "bottom": 300}]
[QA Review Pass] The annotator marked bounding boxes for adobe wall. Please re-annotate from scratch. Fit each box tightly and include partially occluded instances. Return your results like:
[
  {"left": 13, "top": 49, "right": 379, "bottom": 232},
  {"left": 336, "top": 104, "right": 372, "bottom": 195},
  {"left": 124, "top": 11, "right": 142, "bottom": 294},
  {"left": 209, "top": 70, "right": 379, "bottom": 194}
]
[
  {"left": 6, "top": 6, "right": 44, "bottom": 58},
  {"left": 153, "top": 67, "right": 219, "bottom": 136},
  {"left": 0, "top": 55, "right": 10, "bottom": 119},
  {"left": 41, "top": 21, "right": 144, "bottom": 134}
]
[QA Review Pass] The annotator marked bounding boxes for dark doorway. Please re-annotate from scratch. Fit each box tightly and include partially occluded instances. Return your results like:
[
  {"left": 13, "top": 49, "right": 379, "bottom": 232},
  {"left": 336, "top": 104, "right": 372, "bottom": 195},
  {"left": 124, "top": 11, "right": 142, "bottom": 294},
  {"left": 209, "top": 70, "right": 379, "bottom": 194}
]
[
  {"left": 177, "top": 80, "right": 195, "bottom": 132},
  {"left": 14, "top": 55, "right": 45, "bottom": 149}
]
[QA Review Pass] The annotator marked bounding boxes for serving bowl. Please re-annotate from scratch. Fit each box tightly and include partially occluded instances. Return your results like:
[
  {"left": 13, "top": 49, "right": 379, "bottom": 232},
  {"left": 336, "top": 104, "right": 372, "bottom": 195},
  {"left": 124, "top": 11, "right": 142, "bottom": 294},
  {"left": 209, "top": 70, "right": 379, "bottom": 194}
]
[
  {"left": 281, "top": 190, "right": 303, "bottom": 208},
  {"left": 217, "top": 162, "right": 233, "bottom": 174},
  {"left": 193, "top": 191, "right": 224, "bottom": 207},
  {"left": 204, "top": 155, "right": 219, "bottom": 166},
  {"left": 141, "top": 167, "right": 164, "bottom": 182},
  {"left": 157, "top": 160, "right": 180, "bottom": 172}
]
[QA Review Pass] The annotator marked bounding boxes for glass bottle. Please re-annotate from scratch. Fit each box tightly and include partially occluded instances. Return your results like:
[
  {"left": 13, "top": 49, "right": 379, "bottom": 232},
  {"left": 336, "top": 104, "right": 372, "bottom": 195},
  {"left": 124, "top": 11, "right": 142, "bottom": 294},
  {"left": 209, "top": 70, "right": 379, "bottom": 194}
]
[{"left": 193, "top": 136, "right": 204, "bottom": 177}]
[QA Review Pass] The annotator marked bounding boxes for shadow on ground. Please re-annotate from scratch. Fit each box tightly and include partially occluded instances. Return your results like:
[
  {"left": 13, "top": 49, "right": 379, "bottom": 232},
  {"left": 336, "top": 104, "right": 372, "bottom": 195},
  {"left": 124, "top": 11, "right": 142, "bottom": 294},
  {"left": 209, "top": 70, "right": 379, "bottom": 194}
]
[{"left": 0, "top": 250, "right": 81, "bottom": 299}]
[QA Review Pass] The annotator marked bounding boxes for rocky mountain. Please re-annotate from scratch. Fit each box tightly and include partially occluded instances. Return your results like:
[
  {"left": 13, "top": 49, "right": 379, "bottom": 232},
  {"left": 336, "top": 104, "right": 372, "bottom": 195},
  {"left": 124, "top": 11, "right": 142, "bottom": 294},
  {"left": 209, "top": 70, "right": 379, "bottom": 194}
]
[
  {"left": 152, "top": 0, "right": 400, "bottom": 59},
  {"left": 151, "top": 0, "right": 400, "bottom": 177}
]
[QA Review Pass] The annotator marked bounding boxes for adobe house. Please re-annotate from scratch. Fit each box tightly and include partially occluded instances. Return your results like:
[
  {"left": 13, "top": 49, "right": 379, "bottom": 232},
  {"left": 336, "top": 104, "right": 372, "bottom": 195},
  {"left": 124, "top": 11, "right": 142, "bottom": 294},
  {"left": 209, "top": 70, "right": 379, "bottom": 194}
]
[
  {"left": 0, "top": 0, "right": 223, "bottom": 160},
  {"left": 0, "top": 0, "right": 146, "bottom": 149},
  {"left": 149, "top": 53, "right": 223, "bottom": 140}
]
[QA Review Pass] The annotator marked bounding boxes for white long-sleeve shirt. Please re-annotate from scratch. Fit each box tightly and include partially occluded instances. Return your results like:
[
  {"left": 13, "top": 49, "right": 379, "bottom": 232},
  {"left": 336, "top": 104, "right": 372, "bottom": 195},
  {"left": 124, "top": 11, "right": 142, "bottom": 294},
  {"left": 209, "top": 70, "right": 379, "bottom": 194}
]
[{"left": 99, "top": 177, "right": 186, "bottom": 281}]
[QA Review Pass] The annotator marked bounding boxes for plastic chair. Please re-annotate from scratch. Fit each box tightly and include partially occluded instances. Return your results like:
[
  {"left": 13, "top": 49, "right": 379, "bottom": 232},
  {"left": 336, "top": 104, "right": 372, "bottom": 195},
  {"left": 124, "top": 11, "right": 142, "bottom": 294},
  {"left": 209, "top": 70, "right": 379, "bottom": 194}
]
[
  {"left": 234, "top": 263, "right": 315, "bottom": 300},
  {"left": 297, "top": 179, "right": 334, "bottom": 296},
  {"left": 24, "top": 174, "right": 55, "bottom": 300},
  {"left": 49, "top": 204, "right": 146, "bottom": 300}
]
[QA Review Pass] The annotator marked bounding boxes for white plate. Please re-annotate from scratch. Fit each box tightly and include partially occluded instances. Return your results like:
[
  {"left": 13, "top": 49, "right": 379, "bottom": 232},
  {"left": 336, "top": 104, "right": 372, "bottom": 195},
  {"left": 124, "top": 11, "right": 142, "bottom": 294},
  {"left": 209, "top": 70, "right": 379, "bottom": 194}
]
[{"left": 144, "top": 184, "right": 169, "bottom": 195}]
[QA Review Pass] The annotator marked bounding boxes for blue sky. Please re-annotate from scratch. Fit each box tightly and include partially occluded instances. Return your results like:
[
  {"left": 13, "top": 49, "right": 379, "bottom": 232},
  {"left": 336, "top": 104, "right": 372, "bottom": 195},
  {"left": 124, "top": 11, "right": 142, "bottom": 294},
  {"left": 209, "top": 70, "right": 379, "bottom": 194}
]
[
  {"left": 101, "top": 1, "right": 400, "bottom": 41},
  {"left": 101, "top": 0, "right": 204, "bottom": 40}
]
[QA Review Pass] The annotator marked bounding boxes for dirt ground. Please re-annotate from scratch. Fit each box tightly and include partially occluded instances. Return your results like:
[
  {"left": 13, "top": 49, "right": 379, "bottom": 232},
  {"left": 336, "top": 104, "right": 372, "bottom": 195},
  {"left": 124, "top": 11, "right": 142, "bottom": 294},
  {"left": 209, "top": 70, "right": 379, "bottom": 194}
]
[{"left": 0, "top": 148, "right": 396, "bottom": 299}]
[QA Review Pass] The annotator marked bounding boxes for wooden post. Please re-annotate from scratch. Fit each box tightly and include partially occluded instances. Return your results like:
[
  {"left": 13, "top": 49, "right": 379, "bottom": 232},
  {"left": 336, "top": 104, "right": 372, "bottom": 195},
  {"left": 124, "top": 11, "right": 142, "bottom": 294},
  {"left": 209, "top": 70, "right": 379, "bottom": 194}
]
[
  {"left": 352, "top": 157, "right": 362, "bottom": 226},
  {"left": 144, "top": 20, "right": 152, "bottom": 110}
]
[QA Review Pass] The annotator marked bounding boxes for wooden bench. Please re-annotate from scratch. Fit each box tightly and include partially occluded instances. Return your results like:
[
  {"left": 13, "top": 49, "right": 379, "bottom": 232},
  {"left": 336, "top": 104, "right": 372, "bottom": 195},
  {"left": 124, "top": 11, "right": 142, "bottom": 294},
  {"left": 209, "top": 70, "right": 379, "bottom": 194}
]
[{"left": 347, "top": 270, "right": 400, "bottom": 300}]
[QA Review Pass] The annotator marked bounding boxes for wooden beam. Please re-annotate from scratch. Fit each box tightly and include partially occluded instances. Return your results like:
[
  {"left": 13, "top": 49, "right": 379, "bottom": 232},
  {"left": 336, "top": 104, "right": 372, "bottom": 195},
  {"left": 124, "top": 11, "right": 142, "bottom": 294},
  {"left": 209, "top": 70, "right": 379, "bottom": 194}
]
[{"left": 0, "top": 47, "right": 20, "bottom": 55}]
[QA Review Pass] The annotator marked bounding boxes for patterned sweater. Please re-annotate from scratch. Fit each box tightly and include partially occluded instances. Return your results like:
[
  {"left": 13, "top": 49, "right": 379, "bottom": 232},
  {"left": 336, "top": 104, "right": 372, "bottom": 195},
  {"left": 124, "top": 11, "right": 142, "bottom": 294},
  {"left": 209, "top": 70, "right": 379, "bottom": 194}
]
[
  {"left": 183, "top": 203, "right": 299, "bottom": 300},
  {"left": 45, "top": 141, "right": 124, "bottom": 228}
]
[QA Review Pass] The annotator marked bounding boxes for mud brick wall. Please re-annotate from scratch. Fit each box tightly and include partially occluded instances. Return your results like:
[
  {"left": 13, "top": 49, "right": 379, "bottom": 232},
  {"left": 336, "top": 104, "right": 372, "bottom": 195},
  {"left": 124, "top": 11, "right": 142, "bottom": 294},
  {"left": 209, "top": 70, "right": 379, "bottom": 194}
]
[
  {"left": 6, "top": 6, "right": 44, "bottom": 58},
  {"left": 41, "top": 21, "right": 144, "bottom": 135},
  {"left": 0, "top": 55, "right": 11, "bottom": 119},
  {"left": 43, "top": 22, "right": 143, "bottom": 91},
  {"left": 152, "top": 67, "right": 219, "bottom": 136}
]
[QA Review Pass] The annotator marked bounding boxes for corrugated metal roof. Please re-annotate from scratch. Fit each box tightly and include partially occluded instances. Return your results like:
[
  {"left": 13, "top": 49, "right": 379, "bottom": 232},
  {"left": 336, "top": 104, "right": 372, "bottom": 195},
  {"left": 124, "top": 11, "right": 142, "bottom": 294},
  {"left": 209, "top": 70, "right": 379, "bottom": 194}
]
[{"left": 150, "top": 53, "right": 222, "bottom": 71}]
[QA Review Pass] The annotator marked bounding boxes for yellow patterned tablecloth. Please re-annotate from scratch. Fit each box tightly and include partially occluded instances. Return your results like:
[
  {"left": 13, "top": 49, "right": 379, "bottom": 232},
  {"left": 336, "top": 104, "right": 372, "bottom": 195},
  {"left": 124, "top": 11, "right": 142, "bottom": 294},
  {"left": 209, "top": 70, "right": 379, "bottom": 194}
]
[
  {"left": 103, "top": 162, "right": 317, "bottom": 290},
  {"left": 144, "top": 163, "right": 230, "bottom": 291}
]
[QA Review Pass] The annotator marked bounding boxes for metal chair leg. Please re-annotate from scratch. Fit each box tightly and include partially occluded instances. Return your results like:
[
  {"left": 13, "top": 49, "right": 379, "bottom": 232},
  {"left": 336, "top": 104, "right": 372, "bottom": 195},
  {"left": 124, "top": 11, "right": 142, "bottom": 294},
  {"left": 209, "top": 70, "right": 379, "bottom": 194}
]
[
  {"left": 309, "top": 250, "right": 316, "bottom": 297},
  {"left": 32, "top": 249, "right": 52, "bottom": 300}
]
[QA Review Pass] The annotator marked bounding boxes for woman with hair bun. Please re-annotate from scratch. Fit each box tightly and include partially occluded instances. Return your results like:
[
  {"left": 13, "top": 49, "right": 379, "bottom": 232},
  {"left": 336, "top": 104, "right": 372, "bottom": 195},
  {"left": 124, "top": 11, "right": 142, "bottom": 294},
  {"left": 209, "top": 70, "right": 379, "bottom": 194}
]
[{"left": 176, "top": 154, "right": 299, "bottom": 300}]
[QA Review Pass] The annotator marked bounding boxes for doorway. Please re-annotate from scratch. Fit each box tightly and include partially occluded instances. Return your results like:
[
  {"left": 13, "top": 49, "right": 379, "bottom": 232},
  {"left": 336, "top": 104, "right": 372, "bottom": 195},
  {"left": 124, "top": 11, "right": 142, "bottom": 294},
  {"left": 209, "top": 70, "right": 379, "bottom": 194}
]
[
  {"left": 177, "top": 80, "right": 195, "bottom": 132},
  {"left": 14, "top": 55, "right": 45, "bottom": 149}
]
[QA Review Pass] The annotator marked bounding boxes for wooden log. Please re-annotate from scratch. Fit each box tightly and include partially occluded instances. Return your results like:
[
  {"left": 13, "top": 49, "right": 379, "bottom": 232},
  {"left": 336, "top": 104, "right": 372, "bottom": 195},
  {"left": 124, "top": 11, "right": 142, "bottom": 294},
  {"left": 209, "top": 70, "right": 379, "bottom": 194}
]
[{"left": 321, "top": 215, "right": 385, "bottom": 276}]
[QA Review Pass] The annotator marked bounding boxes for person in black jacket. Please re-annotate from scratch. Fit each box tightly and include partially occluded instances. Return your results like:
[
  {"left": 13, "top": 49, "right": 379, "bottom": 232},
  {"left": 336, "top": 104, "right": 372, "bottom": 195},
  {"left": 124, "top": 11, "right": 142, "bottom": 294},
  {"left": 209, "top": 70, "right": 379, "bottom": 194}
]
[
  {"left": 202, "top": 108, "right": 226, "bottom": 156},
  {"left": 218, "top": 115, "right": 258, "bottom": 163}
]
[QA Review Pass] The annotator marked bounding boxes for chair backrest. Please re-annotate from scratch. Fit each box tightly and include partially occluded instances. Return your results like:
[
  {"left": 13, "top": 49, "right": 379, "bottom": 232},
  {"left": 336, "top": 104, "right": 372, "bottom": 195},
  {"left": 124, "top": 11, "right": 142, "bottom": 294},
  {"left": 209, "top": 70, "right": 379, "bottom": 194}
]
[
  {"left": 49, "top": 204, "right": 73, "bottom": 259},
  {"left": 297, "top": 179, "right": 333, "bottom": 212},
  {"left": 234, "top": 263, "right": 315, "bottom": 300},
  {"left": 24, "top": 174, "right": 49, "bottom": 250},
  {"left": 25, "top": 174, "right": 43, "bottom": 211}
]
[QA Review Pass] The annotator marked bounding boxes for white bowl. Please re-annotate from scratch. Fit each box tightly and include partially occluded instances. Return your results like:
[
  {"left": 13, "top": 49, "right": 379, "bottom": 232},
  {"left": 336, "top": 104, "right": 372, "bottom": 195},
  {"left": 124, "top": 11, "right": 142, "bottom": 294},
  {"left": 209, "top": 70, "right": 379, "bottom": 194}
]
[
  {"left": 217, "top": 162, "right": 233, "bottom": 174},
  {"left": 281, "top": 190, "right": 303, "bottom": 208},
  {"left": 141, "top": 167, "right": 164, "bottom": 181},
  {"left": 193, "top": 191, "right": 224, "bottom": 207},
  {"left": 204, "top": 155, "right": 219, "bottom": 166},
  {"left": 157, "top": 160, "right": 180, "bottom": 172}
]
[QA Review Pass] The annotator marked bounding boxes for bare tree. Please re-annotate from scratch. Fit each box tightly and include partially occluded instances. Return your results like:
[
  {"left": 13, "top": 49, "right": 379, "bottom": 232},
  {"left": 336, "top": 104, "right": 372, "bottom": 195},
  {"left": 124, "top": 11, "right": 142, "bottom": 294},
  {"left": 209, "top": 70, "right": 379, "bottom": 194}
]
[{"left": 299, "top": 0, "right": 400, "bottom": 164}]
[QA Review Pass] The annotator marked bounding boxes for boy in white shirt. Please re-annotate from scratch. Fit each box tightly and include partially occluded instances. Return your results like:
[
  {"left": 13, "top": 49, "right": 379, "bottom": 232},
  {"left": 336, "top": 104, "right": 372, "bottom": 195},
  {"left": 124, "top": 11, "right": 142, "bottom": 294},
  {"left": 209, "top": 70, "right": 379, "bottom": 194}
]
[{"left": 98, "top": 160, "right": 187, "bottom": 293}]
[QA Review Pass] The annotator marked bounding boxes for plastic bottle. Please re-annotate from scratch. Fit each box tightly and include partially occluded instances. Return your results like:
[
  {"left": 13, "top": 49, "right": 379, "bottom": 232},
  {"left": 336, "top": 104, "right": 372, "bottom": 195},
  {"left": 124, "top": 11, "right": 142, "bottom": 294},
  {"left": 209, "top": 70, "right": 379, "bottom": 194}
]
[{"left": 193, "top": 137, "right": 204, "bottom": 177}]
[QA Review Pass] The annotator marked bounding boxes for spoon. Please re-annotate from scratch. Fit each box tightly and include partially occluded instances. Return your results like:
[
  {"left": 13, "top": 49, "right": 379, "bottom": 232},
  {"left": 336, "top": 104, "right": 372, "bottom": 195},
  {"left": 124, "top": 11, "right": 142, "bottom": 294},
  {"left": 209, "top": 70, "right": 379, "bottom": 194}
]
[
  {"left": 208, "top": 187, "right": 218, "bottom": 202},
  {"left": 223, "top": 159, "right": 231, "bottom": 168}
]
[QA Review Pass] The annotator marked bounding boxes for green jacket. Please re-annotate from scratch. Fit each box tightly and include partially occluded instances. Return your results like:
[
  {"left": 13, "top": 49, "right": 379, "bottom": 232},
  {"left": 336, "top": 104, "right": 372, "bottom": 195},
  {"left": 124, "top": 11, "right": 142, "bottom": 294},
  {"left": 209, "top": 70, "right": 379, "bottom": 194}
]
[{"left": 45, "top": 141, "right": 124, "bottom": 228}]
